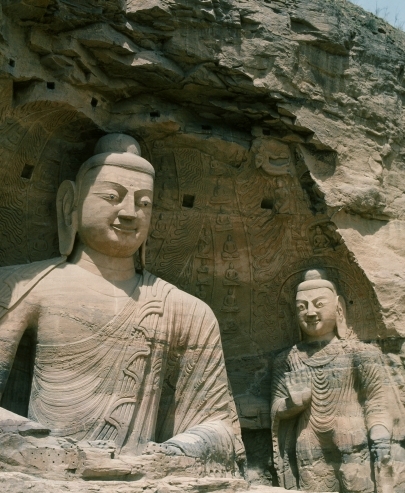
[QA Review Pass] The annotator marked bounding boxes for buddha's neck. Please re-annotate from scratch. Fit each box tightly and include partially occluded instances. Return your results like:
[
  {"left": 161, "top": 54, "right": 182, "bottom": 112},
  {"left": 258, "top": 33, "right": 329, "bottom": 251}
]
[
  {"left": 69, "top": 244, "right": 136, "bottom": 281},
  {"left": 304, "top": 332, "right": 337, "bottom": 344}
]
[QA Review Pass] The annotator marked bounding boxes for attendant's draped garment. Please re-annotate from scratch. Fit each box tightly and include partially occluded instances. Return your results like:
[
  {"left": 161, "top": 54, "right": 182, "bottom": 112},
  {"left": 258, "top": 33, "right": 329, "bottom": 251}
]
[
  {"left": 0, "top": 258, "right": 244, "bottom": 471},
  {"left": 271, "top": 337, "right": 404, "bottom": 490}
]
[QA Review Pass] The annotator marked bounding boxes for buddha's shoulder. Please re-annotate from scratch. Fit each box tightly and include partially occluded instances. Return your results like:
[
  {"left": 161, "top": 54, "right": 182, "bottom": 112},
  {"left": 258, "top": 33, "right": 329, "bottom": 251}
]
[
  {"left": 0, "top": 257, "right": 65, "bottom": 312},
  {"left": 273, "top": 346, "right": 295, "bottom": 365},
  {"left": 343, "top": 338, "right": 382, "bottom": 356}
]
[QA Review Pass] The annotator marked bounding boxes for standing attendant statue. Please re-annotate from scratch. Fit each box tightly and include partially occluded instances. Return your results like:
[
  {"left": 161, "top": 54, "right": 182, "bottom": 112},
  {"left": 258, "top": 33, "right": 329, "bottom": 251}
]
[
  {"left": 271, "top": 269, "right": 404, "bottom": 493},
  {"left": 0, "top": 134, "right": 244, "bottom": 479}
]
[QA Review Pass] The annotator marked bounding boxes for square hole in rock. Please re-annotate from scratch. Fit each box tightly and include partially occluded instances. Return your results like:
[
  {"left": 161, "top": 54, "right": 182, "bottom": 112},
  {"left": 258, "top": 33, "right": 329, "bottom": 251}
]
[
  {"left": 261, "top": 198, "right": 273, "bottom": 210},
  {"left": 21, "top": 164, "right": 34, "bottom": 180},
  {"left": 182, "top": 194, "right": 195, "bottom": 208}
]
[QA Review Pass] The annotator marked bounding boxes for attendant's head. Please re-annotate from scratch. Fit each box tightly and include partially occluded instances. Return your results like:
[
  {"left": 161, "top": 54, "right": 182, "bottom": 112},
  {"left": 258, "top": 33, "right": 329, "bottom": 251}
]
[
  {"left": 57, "top": 134, "right": 154, "bottom": 268},
  {"left": 295, "top": 269, "right": 348, "bottom": 341}
]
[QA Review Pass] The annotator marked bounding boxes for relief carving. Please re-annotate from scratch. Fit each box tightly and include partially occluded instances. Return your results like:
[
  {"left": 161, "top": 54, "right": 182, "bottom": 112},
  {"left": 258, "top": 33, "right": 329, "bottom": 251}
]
[
  {"left": 221, "top": 287, "right": 240, "bottom": 313},
  {"left": 216, "top": 206, "right": 233, "bottom": 232},
  {"left": 223, "top": 262, "right": 240, "bottom": 286},
  {"left": 210, "top": 178, "right": 231, "bottom": 204},
  {"left": 222, "top": 234, "right": 240, "bottom": 260}
]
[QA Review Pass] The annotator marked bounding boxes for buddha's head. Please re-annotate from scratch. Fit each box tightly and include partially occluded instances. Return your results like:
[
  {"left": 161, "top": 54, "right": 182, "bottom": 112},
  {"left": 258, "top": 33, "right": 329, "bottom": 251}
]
[
  {"left": 56, "top": 134, "right": 155, "bottom": 269},
  {"left": 295, "top": 269, "right": 348, "bottom": 341}
]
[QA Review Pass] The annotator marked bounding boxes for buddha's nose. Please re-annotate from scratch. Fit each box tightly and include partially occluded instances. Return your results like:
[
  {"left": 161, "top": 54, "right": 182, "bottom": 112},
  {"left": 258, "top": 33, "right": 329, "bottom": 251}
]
[
  {"left": 306, "top": 305, "right": 316, "bottom": 318},
  {"left": 118, "top": 195, "right": 137, "bottom": 220}
]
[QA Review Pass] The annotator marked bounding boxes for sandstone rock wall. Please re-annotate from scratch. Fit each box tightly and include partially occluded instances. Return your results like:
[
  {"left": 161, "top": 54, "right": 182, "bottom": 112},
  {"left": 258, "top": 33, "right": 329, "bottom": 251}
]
[{"left": 1, "top": 0, "right": 405, "bottom": 481}]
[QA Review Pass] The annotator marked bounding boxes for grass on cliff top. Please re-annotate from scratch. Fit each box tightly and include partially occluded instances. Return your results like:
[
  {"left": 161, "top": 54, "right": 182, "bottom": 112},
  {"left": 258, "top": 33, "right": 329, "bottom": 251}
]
[{"left": 348, "top": 0, "right": 404, "bottom": 31}]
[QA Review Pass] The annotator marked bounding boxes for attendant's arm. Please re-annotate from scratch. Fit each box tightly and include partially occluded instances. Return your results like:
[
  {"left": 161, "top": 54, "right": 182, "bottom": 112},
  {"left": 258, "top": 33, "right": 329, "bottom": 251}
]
[
  {"left": 271, "top": 354, "right": 311, "bottom": 421},
  {"left": 355, "top": 345, "right": 392, "bottom": 463},
  {"left": 356, "top": 345, "right": 392, "bottom": 435},
  {"left": 0, "top": 300, "right": 36, "bottom": 400}
]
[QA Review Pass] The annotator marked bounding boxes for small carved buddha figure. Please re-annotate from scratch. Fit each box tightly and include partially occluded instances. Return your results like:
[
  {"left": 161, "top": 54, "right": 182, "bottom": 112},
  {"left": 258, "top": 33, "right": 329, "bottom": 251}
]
[
  {"left": 210, "top": 178, "right": 230, "bottom": 204},
  {"left": 195, "top": 284, "right": 207, "bottom": 300},
  {"left": 221, "top": 287, "right": 239, "bottom": 313},
  {"left": 215, "top": 206, "right": 233, "bottom": 232},
  {"left": 271, "top": 269, "right": 397, "bottom": 493},
  {"left": 196, "top": 258, "right": 209, "bottom": 285},
  {"left": 158, "top": 182, "right": 174, "bottom": 209},
  {"left": 151, "top": 212, "right": 168, "bottom": 239},
  {"left": 196, "top": 228, "right": 211, "bottom": 258},
  {"left": 312, "top": 225, "right": 330, "bottom": 250},
  {"left": 222, "top": 235, "right": 240, "bottom": 260},
  {"left": 224, "top": 262, "right": 240, "bottom": 286}
]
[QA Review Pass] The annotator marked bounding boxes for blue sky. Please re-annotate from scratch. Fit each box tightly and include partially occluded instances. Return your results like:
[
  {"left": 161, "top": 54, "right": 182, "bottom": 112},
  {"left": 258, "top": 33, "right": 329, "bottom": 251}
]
[{"left": 352, "top": 0, "right": 405, "bottom": 29}]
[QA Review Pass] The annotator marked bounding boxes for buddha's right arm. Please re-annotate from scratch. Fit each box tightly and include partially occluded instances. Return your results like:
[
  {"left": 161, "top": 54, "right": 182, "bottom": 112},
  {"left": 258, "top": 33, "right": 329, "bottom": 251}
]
[{"left": 0, "top": 300, "right": 35, "bottom": 399}]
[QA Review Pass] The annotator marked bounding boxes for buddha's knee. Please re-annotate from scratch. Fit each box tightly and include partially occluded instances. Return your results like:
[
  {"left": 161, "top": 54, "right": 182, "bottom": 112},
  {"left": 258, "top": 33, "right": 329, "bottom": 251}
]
[{"left": 339, "top": 462, "right": 374, "bottom": 493}]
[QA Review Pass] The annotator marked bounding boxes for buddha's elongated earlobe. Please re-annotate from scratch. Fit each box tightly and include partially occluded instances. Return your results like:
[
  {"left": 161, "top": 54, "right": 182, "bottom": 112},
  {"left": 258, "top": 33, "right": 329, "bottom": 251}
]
[
  {"left": 336, "top": 295, "right": 349, "bottom": 339},
  {"left": 57, "top": 180, "right": 78, "bottom": 256},
  {"left": 139, "top": 240, "right": 146, "bottom": 272}
]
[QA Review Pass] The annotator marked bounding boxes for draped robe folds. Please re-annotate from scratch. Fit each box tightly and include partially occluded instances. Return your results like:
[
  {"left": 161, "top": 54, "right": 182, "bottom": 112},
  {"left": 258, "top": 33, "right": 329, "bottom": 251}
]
[
  {"left": 0, "top": 258, "right": 245, "bottom": 472},
  {"left": 271, "top": 337, "right": 404, "bottom": 491}
]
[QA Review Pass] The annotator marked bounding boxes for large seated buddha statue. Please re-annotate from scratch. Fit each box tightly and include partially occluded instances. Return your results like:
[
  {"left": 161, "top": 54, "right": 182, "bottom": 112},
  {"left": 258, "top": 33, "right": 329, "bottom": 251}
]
[{"left": 0, "top": 134, "right": 245, "bottom": 482}]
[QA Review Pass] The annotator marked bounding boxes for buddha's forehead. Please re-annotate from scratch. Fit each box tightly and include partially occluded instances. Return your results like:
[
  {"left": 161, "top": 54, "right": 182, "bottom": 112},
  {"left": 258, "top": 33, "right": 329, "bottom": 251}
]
[
  {"left": 84, "top": 165, "right": 154, "bottom": 191},
  {"left": 296, "top": 287, "right": 335, "bottom": 301}
]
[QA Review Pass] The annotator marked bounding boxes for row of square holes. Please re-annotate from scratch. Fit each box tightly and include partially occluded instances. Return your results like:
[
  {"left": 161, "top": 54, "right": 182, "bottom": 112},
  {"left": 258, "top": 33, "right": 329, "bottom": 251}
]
[
  {"left": 9, "top": 60, "right": 272, "bottom": 135},
  {"left": 9, "top": 72, "right": 214, "bottom": 128},
  {"left": 17, "top": 172, "right": 273, "bottom": 212},
  {"left": 12, "top": 79, "right": 100, "bottom": 107},
  {"left": 8, "top": 63, "right": 265, "bottom": 197}
]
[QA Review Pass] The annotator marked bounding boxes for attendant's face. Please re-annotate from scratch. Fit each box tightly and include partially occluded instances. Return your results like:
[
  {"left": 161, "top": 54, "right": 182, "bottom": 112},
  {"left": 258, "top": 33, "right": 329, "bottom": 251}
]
[
  {"left": 295, "top": 287, "right": 337, "bottom": 340},
  {"left": 77, "top": 165, "right": 153, "bottom": 258}
]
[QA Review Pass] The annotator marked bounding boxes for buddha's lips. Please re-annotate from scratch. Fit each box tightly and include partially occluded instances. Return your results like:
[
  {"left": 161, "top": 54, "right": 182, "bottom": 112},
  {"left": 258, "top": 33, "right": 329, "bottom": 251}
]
[{"left": 112, "top": 225, "right": 137, "bottom": 233}]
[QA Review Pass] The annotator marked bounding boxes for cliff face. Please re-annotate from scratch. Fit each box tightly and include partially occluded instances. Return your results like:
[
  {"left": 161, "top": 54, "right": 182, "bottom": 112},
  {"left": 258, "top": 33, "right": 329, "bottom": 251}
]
[
  {"left": 1, "top": 0, "right": 405, "bottom": 479},
  {"left": 1, "top": 0, "right": 405, "bottom": 334}
]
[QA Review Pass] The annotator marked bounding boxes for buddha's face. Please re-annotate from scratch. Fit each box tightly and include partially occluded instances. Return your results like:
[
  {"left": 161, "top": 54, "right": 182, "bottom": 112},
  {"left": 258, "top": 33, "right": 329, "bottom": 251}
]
[
  {"left": 295, "top": 287, "right": 337, "bottom": 341},
  {"left": 76, "top": 165, "right": 153, "bottom": 258}
]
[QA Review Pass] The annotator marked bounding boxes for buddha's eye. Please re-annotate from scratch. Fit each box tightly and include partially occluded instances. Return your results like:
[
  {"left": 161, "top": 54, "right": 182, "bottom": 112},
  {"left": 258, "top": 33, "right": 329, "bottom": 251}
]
[
  {"left": 296, "top": 304, "right": 306, "bottom": 312},
  {"left": 104, "top": 192, "right": 119, "bottom": 201},
  {"left": 137, "top": 197, "right": 152, "bottom": 207},
  {"left": 315, "top": 301, "right": 324, "bottom": 308}
]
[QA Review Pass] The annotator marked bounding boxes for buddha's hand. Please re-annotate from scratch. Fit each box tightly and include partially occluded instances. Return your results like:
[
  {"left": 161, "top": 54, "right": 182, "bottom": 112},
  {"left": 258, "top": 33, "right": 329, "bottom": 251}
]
[
  {"left": 370, "top": 425, "right": 391, "bottom": 466},
  {"left": 285, "top": 370, "right": 311, "bottom": 408},
  {"left": 143, "top": 441, "right": 185, "bottom": 456}
]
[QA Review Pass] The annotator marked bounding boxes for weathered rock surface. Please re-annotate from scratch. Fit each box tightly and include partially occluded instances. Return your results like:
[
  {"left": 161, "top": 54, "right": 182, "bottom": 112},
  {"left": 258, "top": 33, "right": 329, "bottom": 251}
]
[
  {"left": 0, "top": 472, "right": 248, "bottom": 493},
  {"left": 1, "top": 0, "right": 405, "bottom": 486}
]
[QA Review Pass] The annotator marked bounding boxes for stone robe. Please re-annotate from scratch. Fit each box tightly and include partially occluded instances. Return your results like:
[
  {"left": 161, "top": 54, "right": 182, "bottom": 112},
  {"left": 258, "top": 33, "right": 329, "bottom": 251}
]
[
  {"left": 271, "top": 337, "right": 402, "bottom": 492},
  {"left": 0, "top": 258, "right": 244, "bottom": 472}
]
